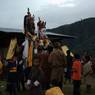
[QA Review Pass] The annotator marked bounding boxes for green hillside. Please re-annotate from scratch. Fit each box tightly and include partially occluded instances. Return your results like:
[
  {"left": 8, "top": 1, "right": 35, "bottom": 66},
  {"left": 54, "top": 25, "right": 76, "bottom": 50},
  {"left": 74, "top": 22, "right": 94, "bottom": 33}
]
[{"left": 47, "top": 18, "right": 95, "bottom": 55}]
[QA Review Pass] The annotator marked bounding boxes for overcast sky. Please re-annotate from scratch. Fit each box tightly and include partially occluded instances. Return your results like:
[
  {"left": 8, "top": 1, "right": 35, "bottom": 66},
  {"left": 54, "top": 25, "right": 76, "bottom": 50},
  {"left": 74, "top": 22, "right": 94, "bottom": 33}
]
[{"left": 0, "top": 0, "right": 95, "bottom": 29}]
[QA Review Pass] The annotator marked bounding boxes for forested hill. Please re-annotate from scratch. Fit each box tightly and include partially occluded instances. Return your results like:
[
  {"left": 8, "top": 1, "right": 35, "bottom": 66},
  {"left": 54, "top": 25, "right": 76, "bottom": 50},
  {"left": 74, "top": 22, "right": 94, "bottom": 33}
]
[{"left": 47, "top": 18, "right": 95, "bottom": 55}]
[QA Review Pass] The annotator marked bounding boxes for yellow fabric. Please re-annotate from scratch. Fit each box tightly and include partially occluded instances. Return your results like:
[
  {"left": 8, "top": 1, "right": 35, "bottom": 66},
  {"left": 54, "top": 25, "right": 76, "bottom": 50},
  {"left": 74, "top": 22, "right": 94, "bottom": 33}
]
[
  {"left": 27, "top": 41, "right": 33, "bottom": 67},
  {"left": 45, "top": 87, "right": 64, "bottom": 95},
  {"left": 6, "top": 38, "right": 17, "bottom": 60},
  {"left": 61, "top": 45, "right": 74, "bottom": 57}
]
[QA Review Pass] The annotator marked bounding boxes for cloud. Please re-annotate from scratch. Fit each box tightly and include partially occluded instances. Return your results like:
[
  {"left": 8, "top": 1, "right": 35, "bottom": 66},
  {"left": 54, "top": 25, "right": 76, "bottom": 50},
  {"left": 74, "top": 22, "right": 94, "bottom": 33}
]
[
  {"left": 0, "top": 0, "right": 95, "bottom": 29},
  {"left": 48, "top": 0, "right": 76, "bottom": 7},
  {"left": 36, "top": 0, "right": 95, "bottom": 28}
]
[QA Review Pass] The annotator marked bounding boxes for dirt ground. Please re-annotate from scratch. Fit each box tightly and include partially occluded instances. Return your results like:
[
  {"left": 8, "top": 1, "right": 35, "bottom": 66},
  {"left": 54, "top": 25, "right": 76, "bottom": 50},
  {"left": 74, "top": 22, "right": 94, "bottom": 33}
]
[
  {"left": 63, "top": 76, "right": 95, "bottom": 95},
  {"left": 0, "top": 76, "right": 95, "bottom": 95}
]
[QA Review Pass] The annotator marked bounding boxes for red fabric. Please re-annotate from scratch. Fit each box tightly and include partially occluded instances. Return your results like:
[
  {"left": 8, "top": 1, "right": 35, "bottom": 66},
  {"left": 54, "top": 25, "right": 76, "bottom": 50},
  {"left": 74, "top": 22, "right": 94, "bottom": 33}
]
[{"left": 72, "top": 60, "right": 81, "bottom": 80}]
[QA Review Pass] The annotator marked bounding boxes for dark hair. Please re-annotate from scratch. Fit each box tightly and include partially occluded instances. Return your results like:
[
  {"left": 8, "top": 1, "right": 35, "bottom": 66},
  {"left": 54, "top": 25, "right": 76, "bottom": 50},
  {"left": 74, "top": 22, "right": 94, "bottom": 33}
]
[
  {"left": 74, "top": 54, "right": 80, "bottom": 59},
  {"left": 66, "top": 50, "right": 70, "bottom": 55},
  {"left": 47, "top": 45, "right": 53, "bottom": 53},
  {"left": 38, "top": 46, "right": 44, "bottom": 52},
  {"left": 85, "top": 55, "right": 90, "bottom": 61},
  {"left": 54, "top": 42, "right": 61, "bottom": 49}
]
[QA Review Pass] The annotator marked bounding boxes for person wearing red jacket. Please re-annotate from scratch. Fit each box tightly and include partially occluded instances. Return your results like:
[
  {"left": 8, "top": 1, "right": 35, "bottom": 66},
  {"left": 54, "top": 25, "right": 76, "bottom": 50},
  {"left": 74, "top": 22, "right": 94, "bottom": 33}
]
[{"left": 72, "top": 54, "right": 81, "bottom": 95}]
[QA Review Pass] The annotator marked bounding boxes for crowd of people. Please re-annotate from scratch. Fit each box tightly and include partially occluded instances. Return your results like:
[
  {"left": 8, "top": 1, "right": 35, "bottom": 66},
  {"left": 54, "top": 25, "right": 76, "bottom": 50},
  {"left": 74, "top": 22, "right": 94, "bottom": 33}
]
[
  {"left": 0, "top": 9, "right": 95, "bottom": 95},
  {"left": 0, "top": 42, "right": 95, "bottom": 95}
]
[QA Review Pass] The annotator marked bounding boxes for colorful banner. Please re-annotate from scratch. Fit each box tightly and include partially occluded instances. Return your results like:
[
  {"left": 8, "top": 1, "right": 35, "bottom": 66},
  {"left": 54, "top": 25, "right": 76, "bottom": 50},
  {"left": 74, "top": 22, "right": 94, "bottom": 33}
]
[
  {"left": 6, "top": 38, "right": 17, "bottom": 60},
  {"left": 27, "top": 41, "right": 33, "bottom": 67}
]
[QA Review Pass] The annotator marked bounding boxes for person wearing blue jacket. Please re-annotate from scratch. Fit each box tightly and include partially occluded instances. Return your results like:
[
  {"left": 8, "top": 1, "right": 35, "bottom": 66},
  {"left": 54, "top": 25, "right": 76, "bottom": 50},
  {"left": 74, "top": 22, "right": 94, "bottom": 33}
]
[{"left": 7, "top": 56, "right": 17, "bottom": 95}]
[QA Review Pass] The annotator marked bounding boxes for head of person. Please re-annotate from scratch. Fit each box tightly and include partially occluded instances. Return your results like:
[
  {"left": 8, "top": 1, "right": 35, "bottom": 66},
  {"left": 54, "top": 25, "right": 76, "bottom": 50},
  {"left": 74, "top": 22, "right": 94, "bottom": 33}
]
[
  {"left": 12, "top": 55, "right": 17, "bottom": 62},
  {"left": 38, "top": 46, "right": 44, "bottom": 53},
  {"left": 85, "top": 55, "right": 90, "bottom": 62},
  {"left": 74, "top": 53, "right": 80, "bottom": 60},
  {"left": 7, "top": 55, "right": 16, "bottom": 63},
  {"left": 47, "top": 45, "right": 53, "bottom": 54},
  {"left": 54, "top": 42, "right": 61, "bottom": 49},
  {"left": 66, "top": 50, "right": 70, "bottom": 56},
  {"left": 33, "top": 55, "right": 40, "bottom": 67}
]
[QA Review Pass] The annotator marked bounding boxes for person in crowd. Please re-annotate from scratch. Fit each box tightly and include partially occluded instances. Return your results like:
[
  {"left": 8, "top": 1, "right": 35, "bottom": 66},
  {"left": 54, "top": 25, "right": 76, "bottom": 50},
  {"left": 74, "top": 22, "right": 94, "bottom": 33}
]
[
  {"left": 65, "top": 50, "right": 73, "bottom": 83},
  {"left": 83, "top": 55, "right": 93, "bottom": 93},
  {"left": 48, "top": 42, "right": 65, "bottom": 89},
  {"left": 17, "top": 55, "right": 25, "bottom": 91},
  {"left": 6, "top": 56, "right": 17, "bottom": 95},
  {"left": 72, "top": 53, "right": 81, "bottom": 95},
  {"left": 27, "top": 55, "right": 44, "bottom": 95},
  {"left": 37, "top": 46, "right": 51, "bottom": 90}
]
